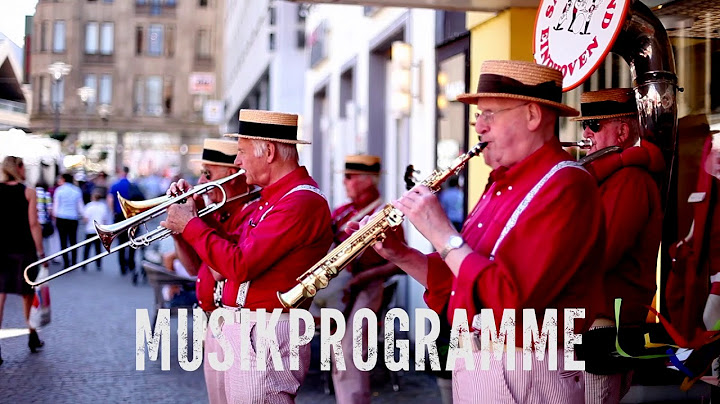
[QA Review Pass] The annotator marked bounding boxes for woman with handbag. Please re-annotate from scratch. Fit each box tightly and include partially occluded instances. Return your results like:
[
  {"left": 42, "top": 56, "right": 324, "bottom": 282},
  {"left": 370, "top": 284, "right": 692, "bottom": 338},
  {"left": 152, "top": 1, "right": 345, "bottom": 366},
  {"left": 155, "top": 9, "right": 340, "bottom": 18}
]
[{"left": 0, "top": 156, "right": 46, "bottom": 366}]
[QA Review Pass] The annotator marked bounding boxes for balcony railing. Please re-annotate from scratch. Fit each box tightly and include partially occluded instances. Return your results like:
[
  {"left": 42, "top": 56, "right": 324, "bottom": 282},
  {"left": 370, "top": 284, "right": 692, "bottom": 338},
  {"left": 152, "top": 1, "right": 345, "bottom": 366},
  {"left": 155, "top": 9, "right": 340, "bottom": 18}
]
[
  {"left": 135, "top": 2, "right": 176, "bottom": 16},
  {"left": 0, "top": 99, "right": 27, "bottom": 113}
]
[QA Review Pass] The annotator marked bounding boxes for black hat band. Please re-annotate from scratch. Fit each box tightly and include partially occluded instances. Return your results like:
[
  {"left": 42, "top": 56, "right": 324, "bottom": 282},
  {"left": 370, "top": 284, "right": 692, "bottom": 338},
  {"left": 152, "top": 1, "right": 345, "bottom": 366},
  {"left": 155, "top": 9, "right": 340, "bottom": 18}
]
[
  {"left": 202, "top": 149, "right": 236, "bottom": 164},
  {"left": 580, "top": 100, "right": 637, "bottom": 117},
  {"left": 238, "top": 120, "right": 298, "bottom": 142},
  {"left": 346, "top": 162, "right": 381, "bottom": 173},
  {"left": 476, "top": 74, "right": 562, "bottom": 103}
]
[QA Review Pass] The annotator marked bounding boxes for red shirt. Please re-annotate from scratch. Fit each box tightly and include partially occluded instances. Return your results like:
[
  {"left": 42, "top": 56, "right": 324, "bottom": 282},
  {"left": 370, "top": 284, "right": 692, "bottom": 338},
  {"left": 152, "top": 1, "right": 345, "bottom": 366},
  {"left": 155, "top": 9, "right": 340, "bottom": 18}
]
[
  {"left": 424, "top": 138, "right": 606, "bottom": 346},
  {"left": 331, "top": 191, "right": 398, "bottom": 274},
  {"left": 595, "top": 146, "right": 664, "bottom": 324},
  {"left": 194, "top": 195, "right": 259, "bottom": 311},
  {"left": 183, "top": 167, "right": 333, "bottom": 311}
]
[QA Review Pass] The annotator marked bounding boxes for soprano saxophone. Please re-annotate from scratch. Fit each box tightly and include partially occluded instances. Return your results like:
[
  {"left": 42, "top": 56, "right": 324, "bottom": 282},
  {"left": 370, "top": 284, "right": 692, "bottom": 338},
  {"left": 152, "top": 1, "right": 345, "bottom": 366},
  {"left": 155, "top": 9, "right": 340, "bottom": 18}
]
[{"left": 277, "top": 141, "right": 487, "bottom": 309}]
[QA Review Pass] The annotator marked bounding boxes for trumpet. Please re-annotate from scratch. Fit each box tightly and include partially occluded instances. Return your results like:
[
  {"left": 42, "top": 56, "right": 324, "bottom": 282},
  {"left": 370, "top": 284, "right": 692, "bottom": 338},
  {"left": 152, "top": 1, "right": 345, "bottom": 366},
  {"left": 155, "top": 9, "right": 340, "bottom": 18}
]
[
  {"left": 277, "top": 142, "right": 486, "bottom": 309},
  {"left": 24, "top": 169, "right": 246, "bottom": 287},
  {"left": 561, "top": 138, "right": 594, "bottom": 149}
]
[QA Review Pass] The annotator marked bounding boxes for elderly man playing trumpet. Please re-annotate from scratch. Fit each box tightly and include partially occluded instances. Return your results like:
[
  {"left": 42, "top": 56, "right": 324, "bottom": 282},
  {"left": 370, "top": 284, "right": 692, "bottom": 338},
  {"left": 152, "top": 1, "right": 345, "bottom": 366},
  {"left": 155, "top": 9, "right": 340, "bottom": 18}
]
[
  {"left": 162, "top": 109, "right": 333, "bottom": 403},
  {"left": 163, "top": 137, "right": 260, "bottom": 404}
]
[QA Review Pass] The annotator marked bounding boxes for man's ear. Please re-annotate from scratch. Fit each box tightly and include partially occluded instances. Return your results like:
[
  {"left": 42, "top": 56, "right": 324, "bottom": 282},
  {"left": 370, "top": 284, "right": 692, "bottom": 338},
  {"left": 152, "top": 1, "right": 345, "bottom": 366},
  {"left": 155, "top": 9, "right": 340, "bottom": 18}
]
[
  {"left": 266, "top": 141, "right": 276, "bottom": 163},
  {"left": 526, "top": 102, "right": 543, "bottom": 131},
  {"left": 617, "top": 121, "right": 630, "bottom": 145}
]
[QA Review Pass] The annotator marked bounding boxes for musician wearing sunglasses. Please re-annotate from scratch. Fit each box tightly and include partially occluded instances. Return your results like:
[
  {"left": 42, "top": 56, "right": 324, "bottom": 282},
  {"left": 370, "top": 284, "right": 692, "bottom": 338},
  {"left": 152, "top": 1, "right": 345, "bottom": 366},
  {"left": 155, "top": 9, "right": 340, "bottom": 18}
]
[
  {"left": 163, "top": 137, "right": 259, "bottom": 404},
  {"left": 348, "top": 61, "right": 606, "bottom": 403},
  {"left": 571, "top": 88, "right": 664, "bottom": 404},
  {"left": 162, "top": 110, "right": 333, "bottom": 403},
  {"left": 315, "top": 155, "right": 403, "bottom": 404}
]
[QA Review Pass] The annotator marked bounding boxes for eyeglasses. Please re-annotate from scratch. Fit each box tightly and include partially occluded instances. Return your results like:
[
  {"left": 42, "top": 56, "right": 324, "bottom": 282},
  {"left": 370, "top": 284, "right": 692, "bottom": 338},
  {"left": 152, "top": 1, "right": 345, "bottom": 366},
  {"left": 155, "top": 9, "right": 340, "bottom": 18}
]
[
  {"left": 344, "top": 174, "right": 354, "bottom": 180},
  {"left": 582, "top": 120, "right": 601, "bottom": 133},
  {"left": 200, "top": 169, "right": 212, "bottom": 180},
  {"left": 474, "top": 103, "right": 528, "bottom": 125}
]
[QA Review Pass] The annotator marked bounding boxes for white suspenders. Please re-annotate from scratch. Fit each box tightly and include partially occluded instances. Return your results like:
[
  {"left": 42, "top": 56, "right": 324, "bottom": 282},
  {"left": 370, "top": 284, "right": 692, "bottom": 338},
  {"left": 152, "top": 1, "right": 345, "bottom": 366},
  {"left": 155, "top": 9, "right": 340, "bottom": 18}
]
[
  {"left": 471, "top": 160, "right": 587, "bottom": 330},
  {"left": 236, "top": 184, "right": 327, "bottom": 308}
]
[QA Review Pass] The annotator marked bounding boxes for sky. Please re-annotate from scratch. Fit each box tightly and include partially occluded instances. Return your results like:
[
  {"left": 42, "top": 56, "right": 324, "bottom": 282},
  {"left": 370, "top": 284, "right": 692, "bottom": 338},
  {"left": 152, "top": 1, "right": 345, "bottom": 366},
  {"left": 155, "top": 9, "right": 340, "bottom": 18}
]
[{"left": 0, "top": 0, "right": 38, "bottom": 47}]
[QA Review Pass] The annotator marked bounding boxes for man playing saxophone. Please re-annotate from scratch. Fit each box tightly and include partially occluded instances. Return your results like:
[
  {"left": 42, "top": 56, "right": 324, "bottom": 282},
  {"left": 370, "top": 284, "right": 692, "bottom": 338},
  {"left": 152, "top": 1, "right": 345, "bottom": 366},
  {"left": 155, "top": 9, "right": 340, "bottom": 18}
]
[
  {"left": 349, "top": 61, "right": 607, "bottom": 402},
  {"left": 165, "top": 138, "right": 259, "bottom": 404},
  {"left": 572, "top": 89, "right": 664, "bottom": 404},
  {"left": 322, "top": 155, "right": 403, "bottom": 404},
  {"left": 162, "top": 109, "right": 333, "bottom": 403}
]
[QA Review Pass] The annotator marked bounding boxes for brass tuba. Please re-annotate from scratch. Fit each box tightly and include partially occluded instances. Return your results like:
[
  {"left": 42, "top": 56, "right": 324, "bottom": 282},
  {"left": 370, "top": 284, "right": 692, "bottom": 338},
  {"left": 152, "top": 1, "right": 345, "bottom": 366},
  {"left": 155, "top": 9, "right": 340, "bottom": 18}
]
[{"left": 611, "top": 0, "right": 678, "bottom": 191}]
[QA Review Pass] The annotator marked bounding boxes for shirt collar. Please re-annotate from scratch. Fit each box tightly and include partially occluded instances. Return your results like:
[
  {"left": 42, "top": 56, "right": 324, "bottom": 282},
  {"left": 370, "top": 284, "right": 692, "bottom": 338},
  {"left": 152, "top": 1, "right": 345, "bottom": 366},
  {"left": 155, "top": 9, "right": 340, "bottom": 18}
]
[
  {"left": 496, "top": 137, "right": 571, "bottom": 186},
  {"left": 259, "top": 166, "right": 311, "bottom": 205}
]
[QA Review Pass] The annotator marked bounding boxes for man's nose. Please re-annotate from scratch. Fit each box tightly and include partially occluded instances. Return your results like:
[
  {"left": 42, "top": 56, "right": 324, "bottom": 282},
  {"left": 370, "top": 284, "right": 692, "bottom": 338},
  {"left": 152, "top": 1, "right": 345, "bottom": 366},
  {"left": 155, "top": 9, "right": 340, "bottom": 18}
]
[{"left": 582, "top": 127, "right": 593, "bottom": 138}]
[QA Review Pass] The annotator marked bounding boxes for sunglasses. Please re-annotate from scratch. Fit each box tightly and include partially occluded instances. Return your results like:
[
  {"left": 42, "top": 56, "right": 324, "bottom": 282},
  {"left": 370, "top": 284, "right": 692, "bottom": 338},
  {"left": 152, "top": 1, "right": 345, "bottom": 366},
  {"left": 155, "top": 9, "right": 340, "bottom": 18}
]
[
  {"left": 199, "top": 169, "right": 212, "bottom": 180},
  {"left": 344, "top": 174, "right": 354, "bottom": 180},
  {"left": 582, "top": 120, "right": 601, "bottom": 133}
]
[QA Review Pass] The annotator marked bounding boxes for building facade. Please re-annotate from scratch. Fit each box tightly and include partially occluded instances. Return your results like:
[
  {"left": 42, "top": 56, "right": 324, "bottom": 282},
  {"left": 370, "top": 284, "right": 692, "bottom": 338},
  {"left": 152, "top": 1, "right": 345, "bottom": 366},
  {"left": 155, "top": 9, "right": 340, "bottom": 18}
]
[
  {"left": 0, "top": 33, "right": 30, "bottom": 131},
  {"left": 28, "top": 0, "right": 224, "bottom": 178},
  {"left": 303, "top": 5, "right": 439, "bottom": 330},
  {"left": 223, "top": 0, "right": 307, "bottom": 133}
]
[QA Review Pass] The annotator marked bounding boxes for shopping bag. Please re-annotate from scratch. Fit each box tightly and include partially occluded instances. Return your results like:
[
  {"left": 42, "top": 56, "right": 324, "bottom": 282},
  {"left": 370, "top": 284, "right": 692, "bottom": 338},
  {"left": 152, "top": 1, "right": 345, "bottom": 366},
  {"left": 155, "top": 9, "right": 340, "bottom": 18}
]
[{"left": 29, "top": 268, "right": 51, "bottom": 328}]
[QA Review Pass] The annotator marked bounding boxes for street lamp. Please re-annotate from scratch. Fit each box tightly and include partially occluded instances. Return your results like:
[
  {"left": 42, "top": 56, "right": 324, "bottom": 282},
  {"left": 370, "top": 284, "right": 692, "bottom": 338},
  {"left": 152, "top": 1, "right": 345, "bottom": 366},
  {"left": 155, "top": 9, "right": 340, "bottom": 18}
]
[{"left": 47, "top": 62, "right": 72, "bottom": 140}]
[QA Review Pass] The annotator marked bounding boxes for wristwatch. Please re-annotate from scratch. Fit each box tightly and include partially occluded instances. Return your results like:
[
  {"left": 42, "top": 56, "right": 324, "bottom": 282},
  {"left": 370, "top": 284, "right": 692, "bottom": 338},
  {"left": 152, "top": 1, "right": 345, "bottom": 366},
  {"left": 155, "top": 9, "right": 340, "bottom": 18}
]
[{"left": 439, "top": 235, "right": 465, "bottom": 260}]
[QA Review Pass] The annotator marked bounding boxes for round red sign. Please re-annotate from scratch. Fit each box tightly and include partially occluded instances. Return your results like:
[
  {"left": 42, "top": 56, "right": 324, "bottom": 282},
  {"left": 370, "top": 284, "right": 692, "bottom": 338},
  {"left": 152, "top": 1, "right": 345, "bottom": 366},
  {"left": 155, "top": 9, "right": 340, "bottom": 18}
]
[{"left": 533, "top": 0, "right": 631, "bottom": 91}]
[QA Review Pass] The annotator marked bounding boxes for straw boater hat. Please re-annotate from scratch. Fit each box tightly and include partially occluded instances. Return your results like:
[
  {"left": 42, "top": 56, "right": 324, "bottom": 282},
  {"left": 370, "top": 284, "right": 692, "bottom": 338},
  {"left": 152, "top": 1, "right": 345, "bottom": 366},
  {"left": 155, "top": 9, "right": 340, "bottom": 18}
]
[
  {"left": 190, "top": 138, "right": 238, "bottom": 168},
  {"left": 571, "top": 88, "right": 638, "bottom": 121},
  {"left": 342, "top": 155, "right": 382, "bottom": 175},
  {"left": 225, "top": 109, "right": 310, "bottom": 144},
  {"left": 456, "top": 60, "right": 579, "bottom": 117}
]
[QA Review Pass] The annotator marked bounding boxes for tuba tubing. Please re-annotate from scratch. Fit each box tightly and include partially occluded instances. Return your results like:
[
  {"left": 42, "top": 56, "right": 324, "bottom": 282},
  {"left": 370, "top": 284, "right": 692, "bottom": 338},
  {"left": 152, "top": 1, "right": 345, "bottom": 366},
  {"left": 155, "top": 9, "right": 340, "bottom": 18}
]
[{"left": 277, "top": 142, "right": 487, "bottom": 309}]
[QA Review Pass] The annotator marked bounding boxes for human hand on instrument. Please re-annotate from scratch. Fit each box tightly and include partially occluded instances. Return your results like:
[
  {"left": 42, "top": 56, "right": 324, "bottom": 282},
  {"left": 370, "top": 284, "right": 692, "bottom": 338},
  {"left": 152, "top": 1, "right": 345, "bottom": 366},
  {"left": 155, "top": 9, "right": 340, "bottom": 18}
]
[
  {"left": 393, "top": 185, "right": 456, "bottom": 249},
  {"left": 160, "top": 197, "right": 198, "bottom": 235},
  {"left": 345, "top": 216, "right": 408, "bottom": 262},
  {"left": 166, "top": 179, "right": 192, "bottom": 197}
]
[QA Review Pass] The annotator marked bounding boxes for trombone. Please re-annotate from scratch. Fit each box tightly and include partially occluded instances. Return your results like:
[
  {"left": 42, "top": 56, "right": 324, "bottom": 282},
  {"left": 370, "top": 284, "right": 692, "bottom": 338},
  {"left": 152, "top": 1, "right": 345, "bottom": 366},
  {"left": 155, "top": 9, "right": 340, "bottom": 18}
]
[{"left": 24, "top": 169, "right": 246, "bottom": 287}]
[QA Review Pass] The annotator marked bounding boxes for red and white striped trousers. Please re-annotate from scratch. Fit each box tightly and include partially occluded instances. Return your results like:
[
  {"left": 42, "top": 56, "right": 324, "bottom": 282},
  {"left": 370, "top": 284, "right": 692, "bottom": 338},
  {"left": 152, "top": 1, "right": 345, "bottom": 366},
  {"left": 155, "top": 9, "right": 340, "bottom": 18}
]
[
  {"left": 452, "top": 348, "right": 585, "bottom": 403},
  {"left": 222, "top": 317, "right": 311, "bottom": 404}
]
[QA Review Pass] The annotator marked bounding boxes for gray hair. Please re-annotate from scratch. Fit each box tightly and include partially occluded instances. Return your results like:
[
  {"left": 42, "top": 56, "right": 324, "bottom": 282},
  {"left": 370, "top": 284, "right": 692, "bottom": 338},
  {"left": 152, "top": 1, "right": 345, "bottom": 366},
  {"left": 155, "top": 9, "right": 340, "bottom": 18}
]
[
  {"left": 251, "top": 139, "right": 299, "bottom": 162},
  {"left": 617, "top": 116, "right": 641, "bottom": 146}
]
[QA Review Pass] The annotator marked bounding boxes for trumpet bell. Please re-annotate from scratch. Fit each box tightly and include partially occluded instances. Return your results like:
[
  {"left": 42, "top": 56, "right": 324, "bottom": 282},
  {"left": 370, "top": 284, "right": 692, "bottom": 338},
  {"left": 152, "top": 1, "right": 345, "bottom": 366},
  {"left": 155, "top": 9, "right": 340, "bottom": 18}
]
[{"left": 118, "top": 193, "right": 171, "bottom": 218}]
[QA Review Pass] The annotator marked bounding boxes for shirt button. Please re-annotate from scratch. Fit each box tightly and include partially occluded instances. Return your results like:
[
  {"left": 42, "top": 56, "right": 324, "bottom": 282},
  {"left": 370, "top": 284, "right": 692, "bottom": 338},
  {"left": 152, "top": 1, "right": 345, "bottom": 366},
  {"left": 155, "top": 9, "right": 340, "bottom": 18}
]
[
  {"left": 265, "top": 202, "right": 268, "bottom": 206},
  {"left": 508, "top": 186, "right": 513, "bottom": 191},
  {"left": 482, "top": 195, "right": 486, "bottom": 199},
  {"left": 259, "top": 206, "right": 263, "bottom": 210},
  {"left": 451, "top": 291, "right": 455, "bottom": 296},
  {"left": 478, "top": 223, "right": 483, "bottom": 228},
  {"left": 496, "top": 191, "right": 501, "bottom": 196}
]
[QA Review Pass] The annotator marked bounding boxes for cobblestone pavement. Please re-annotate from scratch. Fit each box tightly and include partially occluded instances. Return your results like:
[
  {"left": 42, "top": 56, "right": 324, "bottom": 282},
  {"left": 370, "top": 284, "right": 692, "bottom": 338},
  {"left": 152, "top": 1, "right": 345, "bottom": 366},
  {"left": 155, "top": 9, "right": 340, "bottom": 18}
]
[{"left": 0, "top": 253, "right": 443, "bottom": 404}]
